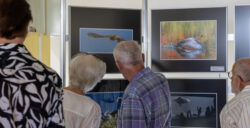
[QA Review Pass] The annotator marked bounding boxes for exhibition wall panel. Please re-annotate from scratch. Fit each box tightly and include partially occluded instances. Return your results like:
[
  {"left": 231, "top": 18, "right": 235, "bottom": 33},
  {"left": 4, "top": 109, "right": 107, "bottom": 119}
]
[
  {"left": 235, "top": 5, "right": 250, "bottom": 60},
  {"left": 151, "top": 7, "right": 227, "bottom": 72},
  {"left": 70, "top": 7, "right": 141, "bottom": 73},
  {"left": 86, "top": 79, "right": 226, "bottom": 128}
]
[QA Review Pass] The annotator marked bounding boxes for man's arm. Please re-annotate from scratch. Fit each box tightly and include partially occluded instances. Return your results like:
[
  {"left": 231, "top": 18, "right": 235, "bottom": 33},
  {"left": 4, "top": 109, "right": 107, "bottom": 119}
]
[{"left": 118, "top": 96, "right": 147, "bottom": 128}]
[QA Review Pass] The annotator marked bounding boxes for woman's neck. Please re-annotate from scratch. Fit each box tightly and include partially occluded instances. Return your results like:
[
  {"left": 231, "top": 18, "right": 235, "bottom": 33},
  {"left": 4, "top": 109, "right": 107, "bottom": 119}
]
[
  {"left": 64, "top": 85, "right": 85, "bottom": 96},
  {"left": 0, "top": 37, "right": 25, "bottom": 44}
]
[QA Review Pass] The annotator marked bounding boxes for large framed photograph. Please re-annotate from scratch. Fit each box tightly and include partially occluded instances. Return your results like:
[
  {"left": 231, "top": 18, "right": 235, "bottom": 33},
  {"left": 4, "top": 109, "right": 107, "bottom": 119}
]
[
  {"left": 70, "top": 7, "right": 141, "bottom": 73},
  {"left": 151, "top": 7, "right": 227, "bottom": 72},
  {"left": 235, "top": 5, "right": 250, "bottom": 60}
]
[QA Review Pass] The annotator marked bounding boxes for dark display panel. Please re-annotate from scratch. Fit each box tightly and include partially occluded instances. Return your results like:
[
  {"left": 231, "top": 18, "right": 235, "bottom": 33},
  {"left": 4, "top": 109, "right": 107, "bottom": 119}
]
[
  {"left": 86, "top": 79, "right": 226, "bottom": 128},
  {"left": 70, "top": 7, "right": 141, "bottom": 73},
  {"left": 151, "top": 7, "right": 227, "bottom": 72},
  {"left": 235, "top": 5, "right": 250, "bottom": 60}
]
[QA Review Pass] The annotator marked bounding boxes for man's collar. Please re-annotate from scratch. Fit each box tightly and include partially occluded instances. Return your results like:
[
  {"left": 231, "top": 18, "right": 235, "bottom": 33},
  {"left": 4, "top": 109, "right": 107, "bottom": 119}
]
[
  {"left": 130, "top": 67, "right": 151, "bottom": 82},
  {"left": 242, "top": 85, "right": 250, "bottom": 92}
]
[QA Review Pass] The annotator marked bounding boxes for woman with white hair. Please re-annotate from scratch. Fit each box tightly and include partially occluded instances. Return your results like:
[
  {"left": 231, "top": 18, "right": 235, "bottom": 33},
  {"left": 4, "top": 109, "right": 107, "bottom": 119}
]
[{"left": 63, "top": 52, "right": 106, "bottom": 128}]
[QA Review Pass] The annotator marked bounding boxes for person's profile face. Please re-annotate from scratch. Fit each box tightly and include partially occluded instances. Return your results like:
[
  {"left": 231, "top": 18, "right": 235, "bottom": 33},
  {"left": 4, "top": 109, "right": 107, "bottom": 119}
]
[{"left": 231, "top": 68, "right": 241, "bottom": 95}]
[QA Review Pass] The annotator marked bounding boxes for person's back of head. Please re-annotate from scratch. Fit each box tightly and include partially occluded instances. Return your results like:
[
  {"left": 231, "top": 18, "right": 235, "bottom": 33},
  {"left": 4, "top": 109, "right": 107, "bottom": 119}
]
[
  {"left": 231, "top": 58, "right": 250, "bottom": 94},
  {"left": 233, "top": 58, "right": 250, "bottom": 82},
  {"left": 0, "top": 0, "right": 32, "bottom": 39},
  {"left": 113, "top": 40, "right": 143, "bottom": 66},
  {"left": 113, "top": 40, "right": 144, "bottom": 81},
  {"left": 69, "top": 52, "right": 106, "bottom": 92}
]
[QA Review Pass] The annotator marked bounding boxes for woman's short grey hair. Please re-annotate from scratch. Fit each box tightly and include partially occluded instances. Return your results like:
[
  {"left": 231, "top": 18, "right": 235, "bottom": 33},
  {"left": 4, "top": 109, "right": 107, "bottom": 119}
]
[
  {"left": 113, "top": 40, "right": 143, "bottom": 65},
  {"left": 69, "top": 53, "right": 106, "bottom": 91}
]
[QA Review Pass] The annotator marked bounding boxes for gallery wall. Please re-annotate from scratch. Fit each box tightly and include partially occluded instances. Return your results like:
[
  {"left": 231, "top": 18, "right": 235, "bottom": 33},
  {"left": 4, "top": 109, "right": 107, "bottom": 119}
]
[
  {"left": 23, "top": 0, "right": 249, "bottom": 127},
  {"left": 26, "top": 0, "right": 249, "bottom": 101},
  {"left": 64, "top": 0, "right": 249, "bottom": 101}
]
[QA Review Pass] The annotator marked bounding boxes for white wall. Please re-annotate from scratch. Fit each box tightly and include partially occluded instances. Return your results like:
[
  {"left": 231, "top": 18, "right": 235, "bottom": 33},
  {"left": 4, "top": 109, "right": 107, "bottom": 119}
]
[
  {"left": 46, "top": 0, "right": 61, "bottom": 36},
  {"left": 70, "top": 0, "right": 142, "bottom": 9},
  {"left": 27, "top": 0, "right": 45, "bottom": 33}
]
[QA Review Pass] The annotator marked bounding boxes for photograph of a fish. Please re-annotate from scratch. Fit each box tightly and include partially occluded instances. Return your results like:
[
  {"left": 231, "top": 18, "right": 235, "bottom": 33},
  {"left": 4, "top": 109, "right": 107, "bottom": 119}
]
[
  {"left": 160, "top": 20, "right": 217, "bottom": 60},
  {"left": 80, "top": 28, "right": 133, "bottom": 53}
]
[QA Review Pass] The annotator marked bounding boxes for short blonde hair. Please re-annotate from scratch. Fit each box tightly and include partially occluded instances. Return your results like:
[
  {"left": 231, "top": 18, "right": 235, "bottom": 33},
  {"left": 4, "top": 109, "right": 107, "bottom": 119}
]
[
  {"left": 69, "top": 53, "right": 106, "bottom": 90},
  {"left": 113, "top": 40, "right": 143, "bottom": 65}
]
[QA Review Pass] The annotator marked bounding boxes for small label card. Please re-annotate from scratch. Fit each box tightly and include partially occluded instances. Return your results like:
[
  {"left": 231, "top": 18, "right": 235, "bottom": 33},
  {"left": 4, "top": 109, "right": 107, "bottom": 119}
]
[{"left": 210, "top": 66, "right": 225, "bottom": 72}]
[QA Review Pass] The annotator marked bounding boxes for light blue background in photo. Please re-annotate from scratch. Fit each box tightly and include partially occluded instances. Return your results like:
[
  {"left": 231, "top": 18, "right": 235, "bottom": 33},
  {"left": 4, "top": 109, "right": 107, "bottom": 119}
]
[{"left": 80, "top": 28, "right": 133, "bottom": 53}]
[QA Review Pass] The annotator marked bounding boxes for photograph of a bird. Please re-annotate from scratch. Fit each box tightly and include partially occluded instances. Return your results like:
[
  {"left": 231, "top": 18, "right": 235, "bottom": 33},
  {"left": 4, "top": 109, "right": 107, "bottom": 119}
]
[{"left": 88, "top": 32, "right": 125, "bottom": 42}]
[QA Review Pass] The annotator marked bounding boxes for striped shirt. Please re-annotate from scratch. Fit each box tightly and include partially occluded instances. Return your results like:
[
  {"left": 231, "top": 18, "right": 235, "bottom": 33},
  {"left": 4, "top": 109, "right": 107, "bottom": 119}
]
[
  {"left": 117, "top": 67, "right": 171, "bottom": 128},
  {"left": 220, "top": 85, "right": 250, "bottom": 128}
]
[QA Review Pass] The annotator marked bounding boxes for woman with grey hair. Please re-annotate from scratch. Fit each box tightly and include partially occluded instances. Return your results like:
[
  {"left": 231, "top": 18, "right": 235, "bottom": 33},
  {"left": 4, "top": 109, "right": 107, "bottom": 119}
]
[{"left": 63, "top": 52, "right": 106, "bottom": 128}]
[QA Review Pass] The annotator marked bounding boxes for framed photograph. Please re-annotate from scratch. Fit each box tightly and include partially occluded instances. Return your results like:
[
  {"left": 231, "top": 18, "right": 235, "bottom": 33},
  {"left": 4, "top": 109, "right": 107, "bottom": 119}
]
[
  {"left": 80, "top": 28, "right": 133, "bottom": 53},
  {"left": 87, "top": 80, "right": 128, "bottom": 128},
  {"left": 160, "top": 20, "right": 217, "bottom": 60},
  {"left": 171, "top": 93, "right": 217, "bottom": 128},
  {"left": 168, "top": 79, "right": 227, "bottom": 128},
  {"left": 70, "top": 7, "right": 141, "bottom": 73},
  {"left": 151, "top": 7, "right": 227, "bottom": 72},
  {"left": 235, "top": 5, "right": 250, "bottom": 60}
]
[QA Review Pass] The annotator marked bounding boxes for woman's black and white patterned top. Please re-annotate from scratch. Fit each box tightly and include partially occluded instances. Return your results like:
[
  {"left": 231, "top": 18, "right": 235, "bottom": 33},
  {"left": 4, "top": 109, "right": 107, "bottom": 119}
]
[{"left": 0, "top": 43, "right": 65, "bottom": 128}]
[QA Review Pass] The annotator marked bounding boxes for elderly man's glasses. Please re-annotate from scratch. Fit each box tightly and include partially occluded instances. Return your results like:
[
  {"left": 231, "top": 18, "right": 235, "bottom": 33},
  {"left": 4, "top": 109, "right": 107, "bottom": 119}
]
[{"left": 228, "top": 71, "right": 245, "bottom": 82}]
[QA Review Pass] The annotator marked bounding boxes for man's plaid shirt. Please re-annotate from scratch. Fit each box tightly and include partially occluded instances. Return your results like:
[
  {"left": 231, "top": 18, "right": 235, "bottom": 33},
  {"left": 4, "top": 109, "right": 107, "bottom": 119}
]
[{"left": 117, "top": 67, "right": 171, "bottom": 128}]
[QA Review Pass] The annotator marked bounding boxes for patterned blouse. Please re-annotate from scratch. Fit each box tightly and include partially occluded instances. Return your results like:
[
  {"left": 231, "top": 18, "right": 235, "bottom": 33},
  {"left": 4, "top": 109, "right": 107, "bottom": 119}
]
[{"left": 0, "top": 43, "right": 65, "bottom": 127}]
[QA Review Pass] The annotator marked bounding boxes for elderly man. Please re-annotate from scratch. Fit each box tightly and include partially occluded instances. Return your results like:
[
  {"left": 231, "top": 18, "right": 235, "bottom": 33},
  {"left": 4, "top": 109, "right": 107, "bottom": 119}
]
[
  {"left": 220, "top": 58, "right": 250, "bottom": 128},
  {"left": 113, "top": 41, "right": 171, "bottom": 128}
]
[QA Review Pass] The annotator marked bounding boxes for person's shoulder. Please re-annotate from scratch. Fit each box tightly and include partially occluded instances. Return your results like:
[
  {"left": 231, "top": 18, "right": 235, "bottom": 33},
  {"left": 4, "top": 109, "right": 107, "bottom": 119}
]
[
  {"left": 22, "top": 53, "right": 62, "bottom": 88},
  {"left": 236, "top": 89, "right": 250, "bottom": 105},
  {"left": 221, "top": 93, "right": 249, "bottom": 114},
  {"left": 83, "top": 96, "right": 100, "bottom": 108}
]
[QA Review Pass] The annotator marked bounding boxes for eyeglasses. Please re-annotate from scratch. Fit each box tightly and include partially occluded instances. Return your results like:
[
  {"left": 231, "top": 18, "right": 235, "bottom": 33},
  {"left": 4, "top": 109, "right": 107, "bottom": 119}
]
[
  {"left": 228, "top": 71, "right": 245, "bottom": 81},
  {"left": 228, "top": 71, "right": 233, "bottom": 79}
]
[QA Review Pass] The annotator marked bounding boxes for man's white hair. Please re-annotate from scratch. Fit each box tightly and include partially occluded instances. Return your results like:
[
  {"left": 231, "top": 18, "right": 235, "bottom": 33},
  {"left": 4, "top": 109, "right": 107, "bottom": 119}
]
[
  {"left": 234, "top": 58, "right": 250, "bottom": 82},
  {"left": 69, "top": 53, "right": 106, "bottom": 91},
  {"left": 113, "top": 40, "right": 143, "bottom": 65}
]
